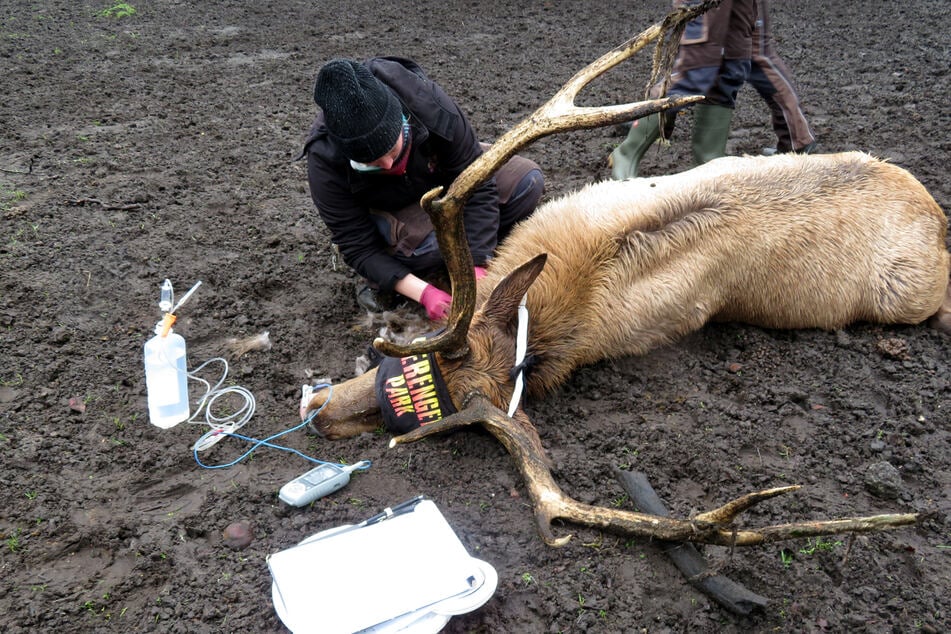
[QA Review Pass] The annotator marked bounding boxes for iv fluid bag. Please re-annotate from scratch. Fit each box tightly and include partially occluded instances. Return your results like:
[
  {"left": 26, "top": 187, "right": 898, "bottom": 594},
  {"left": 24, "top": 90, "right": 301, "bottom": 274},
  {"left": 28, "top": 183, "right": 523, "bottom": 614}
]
[{"left": 144, "top": 327, "right": 190, "bottom": 428}]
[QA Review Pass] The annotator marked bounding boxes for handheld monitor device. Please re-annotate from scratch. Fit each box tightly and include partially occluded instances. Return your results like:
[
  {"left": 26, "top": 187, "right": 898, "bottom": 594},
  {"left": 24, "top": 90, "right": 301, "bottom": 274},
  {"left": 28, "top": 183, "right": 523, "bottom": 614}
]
[{"left": 279, "top": 460, "right": 370, "bottom": 507}]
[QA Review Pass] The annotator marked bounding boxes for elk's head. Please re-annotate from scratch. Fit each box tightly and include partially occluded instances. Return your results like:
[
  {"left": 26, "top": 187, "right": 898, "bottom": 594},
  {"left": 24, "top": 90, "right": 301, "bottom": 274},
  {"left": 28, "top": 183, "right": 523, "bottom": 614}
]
[
  {"left": 303, "top": 252, "right": 548, "bottom": 439},
  {"left": 417, "top": 253, "right": 548, "bottom": 412}
]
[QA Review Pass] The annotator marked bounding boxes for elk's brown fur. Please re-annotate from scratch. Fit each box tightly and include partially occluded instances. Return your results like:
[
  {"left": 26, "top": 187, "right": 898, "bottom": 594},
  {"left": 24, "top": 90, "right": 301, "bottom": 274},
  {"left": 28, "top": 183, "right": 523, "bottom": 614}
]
[{"left": 307, "top": 151, "right": 949, "bottom": 439}]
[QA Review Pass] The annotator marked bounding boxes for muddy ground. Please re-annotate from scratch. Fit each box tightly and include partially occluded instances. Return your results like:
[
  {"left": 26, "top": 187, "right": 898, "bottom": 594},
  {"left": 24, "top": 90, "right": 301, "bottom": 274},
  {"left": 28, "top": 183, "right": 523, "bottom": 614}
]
[{"left": 1, "top": 1, "right": 949, "bottom": 632}]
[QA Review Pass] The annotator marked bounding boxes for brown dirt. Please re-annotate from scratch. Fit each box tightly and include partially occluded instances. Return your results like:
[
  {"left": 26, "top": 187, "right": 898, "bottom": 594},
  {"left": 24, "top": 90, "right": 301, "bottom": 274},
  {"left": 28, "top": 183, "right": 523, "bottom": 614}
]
[{"left": 1, "top": 1, "right": 949, "bottom": 632}]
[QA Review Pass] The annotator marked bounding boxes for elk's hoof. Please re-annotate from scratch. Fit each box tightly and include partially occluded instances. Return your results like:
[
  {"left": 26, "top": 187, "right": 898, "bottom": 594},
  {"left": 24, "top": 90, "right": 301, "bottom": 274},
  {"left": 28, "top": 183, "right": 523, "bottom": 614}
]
[{"left": 928, "top": 311, "right": 951, "bottom": 334}]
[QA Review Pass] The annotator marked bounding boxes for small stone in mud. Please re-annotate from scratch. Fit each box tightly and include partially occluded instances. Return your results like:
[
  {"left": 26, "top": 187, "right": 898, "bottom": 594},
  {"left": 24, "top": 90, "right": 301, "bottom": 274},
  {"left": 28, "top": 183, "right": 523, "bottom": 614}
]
[
  {"left": 68, "top": 396, "right": 86, "bottom": 413},
  {"left": 864, "top": 461, "right": 902, "bottom": 500},
  {"left": 222, "top": 520, "right": 254, "bottom": 549},
  {"left": 875, "top": 337, "right": 909, "bottom": 360}
]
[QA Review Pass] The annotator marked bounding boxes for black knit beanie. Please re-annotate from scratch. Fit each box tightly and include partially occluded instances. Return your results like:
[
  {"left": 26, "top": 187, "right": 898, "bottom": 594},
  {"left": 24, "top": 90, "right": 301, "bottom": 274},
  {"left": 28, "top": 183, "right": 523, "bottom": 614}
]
[{"left": 314, "top": 59, "right": 403, "bottom": 163}]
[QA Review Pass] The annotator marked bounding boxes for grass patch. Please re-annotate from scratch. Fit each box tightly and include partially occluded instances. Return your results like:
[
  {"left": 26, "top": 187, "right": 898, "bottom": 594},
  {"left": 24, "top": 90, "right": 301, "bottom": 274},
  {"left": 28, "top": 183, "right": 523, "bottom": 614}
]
[
  {"left": 0, "top": 184, "right": 26, "bottom": 211},
  {"left": 98, "top": 3, "right": 136, "bottom": 19}
]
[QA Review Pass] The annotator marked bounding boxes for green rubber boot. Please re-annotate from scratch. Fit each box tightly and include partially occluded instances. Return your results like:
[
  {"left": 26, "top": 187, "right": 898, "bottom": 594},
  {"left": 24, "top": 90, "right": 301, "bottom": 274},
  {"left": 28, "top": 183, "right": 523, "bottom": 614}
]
[
  {"left": 610, "top": 113, "right": 661, "bottom": 180},
  {"left": 690, "top": 104, "right": 734, "bottom": 166}
]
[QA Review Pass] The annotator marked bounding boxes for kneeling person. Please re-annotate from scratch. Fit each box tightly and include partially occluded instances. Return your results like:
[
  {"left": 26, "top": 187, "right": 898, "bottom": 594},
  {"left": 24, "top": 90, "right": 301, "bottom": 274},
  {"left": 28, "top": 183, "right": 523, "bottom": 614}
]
[{"left": 302, "top": 57, "right": 545, "bottom": 320}]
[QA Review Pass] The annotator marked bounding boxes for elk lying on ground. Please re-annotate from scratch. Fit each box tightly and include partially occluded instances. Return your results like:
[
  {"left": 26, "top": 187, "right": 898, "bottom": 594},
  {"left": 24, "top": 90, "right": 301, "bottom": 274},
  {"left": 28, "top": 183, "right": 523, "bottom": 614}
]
[{"left": 302, "top": 1, "right": 950, "bottom": 547}]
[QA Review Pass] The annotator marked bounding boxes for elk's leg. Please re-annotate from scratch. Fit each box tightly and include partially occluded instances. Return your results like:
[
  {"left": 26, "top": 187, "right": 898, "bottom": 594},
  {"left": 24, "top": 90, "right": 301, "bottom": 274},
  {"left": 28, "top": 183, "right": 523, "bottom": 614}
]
[
  {"left": 615, "top": 469, "right": 769, "bottom": 615},
  {"left": 928, "top": 277, "right": 951, "bottom": 333}
]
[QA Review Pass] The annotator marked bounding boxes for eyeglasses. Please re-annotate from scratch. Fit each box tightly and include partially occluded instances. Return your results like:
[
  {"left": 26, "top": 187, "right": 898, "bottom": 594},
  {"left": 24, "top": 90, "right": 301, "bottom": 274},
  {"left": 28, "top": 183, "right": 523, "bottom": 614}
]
[{"left": 349, "top": 116, "right": 410, "bottom": 173}]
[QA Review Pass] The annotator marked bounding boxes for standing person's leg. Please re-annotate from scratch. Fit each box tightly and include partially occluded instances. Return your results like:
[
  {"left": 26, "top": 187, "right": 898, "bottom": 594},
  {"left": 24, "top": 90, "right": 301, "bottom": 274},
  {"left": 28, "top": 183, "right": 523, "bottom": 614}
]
[
  {"left": 751, "top": 0, "right": 815, "bottom": 153},
  {"left": 609, "top": 114, "right": 663, "bottom": 180},
  {"left": 612, "top": 0, "right": 756, "bottom": 176},
  {"left": 747, "top": 62, "right": 792, "bottom": 151},
  {"left": 691, "top": 55, "right": 751, "bottom": 165},
  {"left": 610, "top": 63, "right": 716, "bottom": 179},
  {"left": 690, "top": 0, "right": 754, "bottom": 165},
  {"left": 749, "top": 54, "right": 816, "bottom": 153},
  {"left": 690, "top": 101, "right": 736, "bottom": 165}
]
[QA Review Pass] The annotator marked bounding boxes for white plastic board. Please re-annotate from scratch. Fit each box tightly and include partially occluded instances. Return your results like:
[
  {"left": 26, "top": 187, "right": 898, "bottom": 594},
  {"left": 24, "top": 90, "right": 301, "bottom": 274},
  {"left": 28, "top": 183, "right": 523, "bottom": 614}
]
[{"left": 268, "top": 499, "right": 496, "bottom": 634}]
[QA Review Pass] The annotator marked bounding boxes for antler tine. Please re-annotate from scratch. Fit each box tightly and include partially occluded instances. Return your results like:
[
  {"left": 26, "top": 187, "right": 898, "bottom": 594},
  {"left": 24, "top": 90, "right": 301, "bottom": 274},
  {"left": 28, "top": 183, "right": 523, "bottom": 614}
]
[{"left": 373, "top": 1, "right": 718, "bottom": 360}]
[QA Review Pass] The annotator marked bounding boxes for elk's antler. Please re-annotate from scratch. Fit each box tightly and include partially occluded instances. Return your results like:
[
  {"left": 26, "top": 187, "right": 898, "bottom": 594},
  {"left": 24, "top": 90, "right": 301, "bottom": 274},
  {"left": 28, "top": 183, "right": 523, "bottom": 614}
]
[
  {"left": 390, "top": 395, "right": 920, "bottom": 547},
  {"left": 373, "top": 1, "right": 720, "bottom": 359}
]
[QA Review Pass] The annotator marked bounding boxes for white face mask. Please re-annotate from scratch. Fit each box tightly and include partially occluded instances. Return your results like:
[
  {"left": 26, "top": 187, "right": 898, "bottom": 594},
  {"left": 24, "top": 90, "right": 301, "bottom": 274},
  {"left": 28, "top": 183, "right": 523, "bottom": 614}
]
[{"left": 349, "top": 159, "right": 383, "bottom": 173}]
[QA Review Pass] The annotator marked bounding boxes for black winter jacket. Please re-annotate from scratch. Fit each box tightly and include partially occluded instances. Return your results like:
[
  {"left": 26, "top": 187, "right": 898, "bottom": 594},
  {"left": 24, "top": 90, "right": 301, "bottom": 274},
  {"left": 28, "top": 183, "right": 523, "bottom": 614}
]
[{"left": 301, "top": 57, "right": 500, "bottom": 292}]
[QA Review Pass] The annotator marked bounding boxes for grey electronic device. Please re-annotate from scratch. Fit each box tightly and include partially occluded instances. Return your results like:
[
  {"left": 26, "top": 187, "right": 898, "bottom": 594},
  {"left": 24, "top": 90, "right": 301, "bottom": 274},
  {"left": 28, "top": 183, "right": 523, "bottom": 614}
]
[{"left": 279, "top": 460, "right": 370, "bottom": 507}]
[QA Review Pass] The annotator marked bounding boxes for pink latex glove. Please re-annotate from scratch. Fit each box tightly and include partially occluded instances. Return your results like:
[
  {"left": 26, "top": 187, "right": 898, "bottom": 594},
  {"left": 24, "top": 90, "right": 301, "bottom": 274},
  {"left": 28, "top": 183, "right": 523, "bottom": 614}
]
[
  {"left": 474, "top": 266, "right": 488, "bottom": 280},
  {"left": 419, "top": 284, "right": 452, "bottom": 320}
]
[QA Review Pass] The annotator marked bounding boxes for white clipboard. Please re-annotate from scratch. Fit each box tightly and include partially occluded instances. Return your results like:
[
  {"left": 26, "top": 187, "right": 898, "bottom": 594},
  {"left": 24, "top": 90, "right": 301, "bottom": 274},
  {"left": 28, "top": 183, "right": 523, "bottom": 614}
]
[{"left": 267, "top": 498, "right": 497, "bottom": 634}]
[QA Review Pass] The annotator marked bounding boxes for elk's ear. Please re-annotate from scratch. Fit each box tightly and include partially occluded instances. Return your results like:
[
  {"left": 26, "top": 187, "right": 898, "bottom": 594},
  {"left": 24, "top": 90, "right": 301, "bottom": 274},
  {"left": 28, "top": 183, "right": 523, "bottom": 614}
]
[{"left": 482, "top": 254, "right": 547, "bottom": 330}]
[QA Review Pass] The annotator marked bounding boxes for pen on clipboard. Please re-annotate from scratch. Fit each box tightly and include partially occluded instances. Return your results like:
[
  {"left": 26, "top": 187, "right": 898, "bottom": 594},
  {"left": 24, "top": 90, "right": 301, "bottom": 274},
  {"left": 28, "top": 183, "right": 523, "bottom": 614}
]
[{"left": 359, "top": 495, "right": 426, "bottom": 527}]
